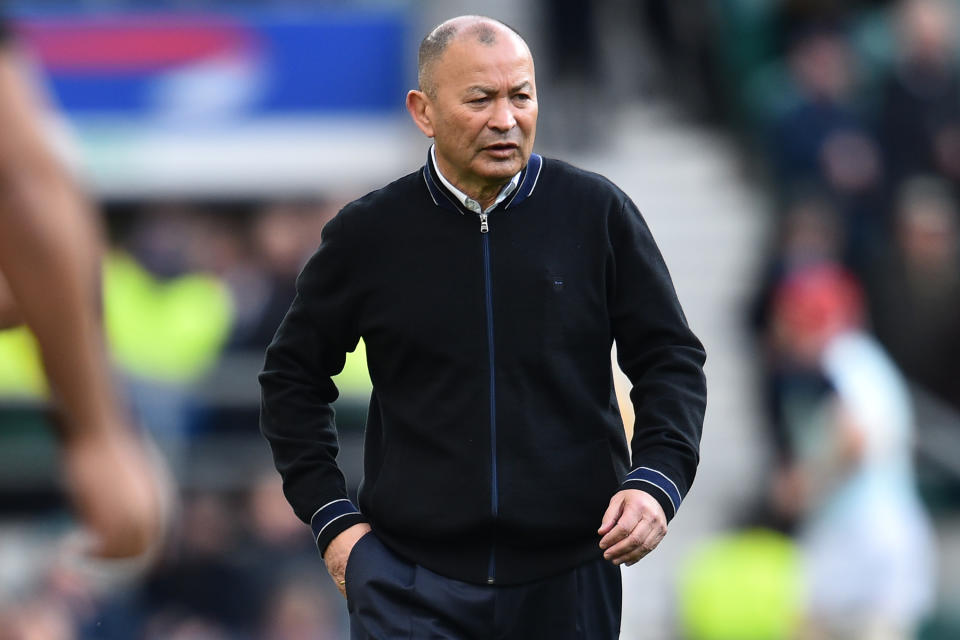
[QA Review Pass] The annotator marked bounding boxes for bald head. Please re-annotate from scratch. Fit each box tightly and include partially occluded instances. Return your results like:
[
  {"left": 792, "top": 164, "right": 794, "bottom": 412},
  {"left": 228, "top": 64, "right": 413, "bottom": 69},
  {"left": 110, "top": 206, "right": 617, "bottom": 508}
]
[{"left": 418, "top": 16, "right": 529, "bottom": 99}]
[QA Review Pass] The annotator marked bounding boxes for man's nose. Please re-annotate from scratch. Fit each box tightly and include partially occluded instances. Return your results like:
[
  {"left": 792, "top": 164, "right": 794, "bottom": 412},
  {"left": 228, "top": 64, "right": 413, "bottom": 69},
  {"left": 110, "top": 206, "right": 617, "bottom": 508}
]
[{"left": 488, "top": 98, "right": 517, "bottom": 131}]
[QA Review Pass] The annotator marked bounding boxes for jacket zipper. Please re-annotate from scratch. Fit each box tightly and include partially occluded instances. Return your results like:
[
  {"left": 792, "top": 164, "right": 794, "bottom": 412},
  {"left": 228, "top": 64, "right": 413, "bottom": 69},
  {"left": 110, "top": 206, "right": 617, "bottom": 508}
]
[{"left": 480, "top": 211, "right": 497, "bottom": 584}]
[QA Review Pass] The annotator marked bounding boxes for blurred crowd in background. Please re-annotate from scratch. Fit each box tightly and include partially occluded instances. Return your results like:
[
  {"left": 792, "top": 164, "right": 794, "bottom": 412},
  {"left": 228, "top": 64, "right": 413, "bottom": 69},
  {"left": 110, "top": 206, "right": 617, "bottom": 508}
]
[{"left": 2, "top": 0, "right": 960, "bottom": 638}]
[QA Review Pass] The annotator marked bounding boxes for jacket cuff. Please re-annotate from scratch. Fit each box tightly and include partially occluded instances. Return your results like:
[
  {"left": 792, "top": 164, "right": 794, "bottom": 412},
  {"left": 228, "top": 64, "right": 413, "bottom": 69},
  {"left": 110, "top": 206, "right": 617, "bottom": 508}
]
[
  {"left": 620, "top": 467, "right": 682, "bottom": 522},
  {"left": 310, "top": 499, "right": 368, "bottom": 557}
]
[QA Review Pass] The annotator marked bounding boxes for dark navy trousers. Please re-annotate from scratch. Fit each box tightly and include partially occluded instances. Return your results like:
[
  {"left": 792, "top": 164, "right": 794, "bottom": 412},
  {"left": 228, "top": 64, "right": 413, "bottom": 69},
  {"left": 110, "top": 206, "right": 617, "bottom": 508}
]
[{"left": 344, "top": 532, "right": 622, "bottom": 639}]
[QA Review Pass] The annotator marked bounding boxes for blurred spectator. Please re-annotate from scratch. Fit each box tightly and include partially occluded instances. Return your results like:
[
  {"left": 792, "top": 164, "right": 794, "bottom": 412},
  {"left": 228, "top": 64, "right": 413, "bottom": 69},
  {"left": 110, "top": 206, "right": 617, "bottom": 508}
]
[
  {"left": 0, "top": 596, "right": 76, "bottom": 640},
  {"left": 749, "top": 191, "right": 844, "bottom": 489},
  {"left": 139, "top": 491, "right": 264, "bottom": 636},
  {"left": 771, "top": 265, "right": 935, "bottom": 639},
  {"left": 259, "top": 580, "right": 341, "bottom": 640},
  {"left": 238, "top": 472, "right": 321, "bottom": 596},
  {"left": 23, "top": 474, "right": 347, "bottom": 639},
  {"left": 751, "top": 189, "right": 846, "bottom": 328},
  {"left": 96, "top": 203, "right": 237, "bottom": 469},
  {"left": 142, "top": 615, "right": 231, "bottom": 640},
  {"left": 865, "top": 176, "right": 960, "bottom": 412},
  {"left": 245, "top": 472, "right": 308, "bottom": 551},
  {"left": 878, "top": 0, "right": 960, "bottom": 186},
  {"left": 242, "top": 473, "right": 346, "bottom": 638},
  {"left": 773, "top": 26, "right": 865, "bottom": 184},
  {"left": 770, "top": 24, "right": 885, "bottom": 270},
  {"left": 227, "top": 199, "right": 333, "bottom": 351}
]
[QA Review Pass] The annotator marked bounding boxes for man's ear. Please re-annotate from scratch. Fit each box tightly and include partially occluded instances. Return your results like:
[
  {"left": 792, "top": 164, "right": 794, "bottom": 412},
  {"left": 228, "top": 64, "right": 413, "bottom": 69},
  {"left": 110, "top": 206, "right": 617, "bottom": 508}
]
[{"left": 406, "top": 90, "right": 435, "bottom": 138}]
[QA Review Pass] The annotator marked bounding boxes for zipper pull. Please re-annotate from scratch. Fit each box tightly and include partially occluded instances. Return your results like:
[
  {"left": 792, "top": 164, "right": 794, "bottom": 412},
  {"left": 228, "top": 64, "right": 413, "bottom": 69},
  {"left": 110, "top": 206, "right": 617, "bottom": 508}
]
[{"left": 479, "top": 212, "right": 489, "bottom": 233}]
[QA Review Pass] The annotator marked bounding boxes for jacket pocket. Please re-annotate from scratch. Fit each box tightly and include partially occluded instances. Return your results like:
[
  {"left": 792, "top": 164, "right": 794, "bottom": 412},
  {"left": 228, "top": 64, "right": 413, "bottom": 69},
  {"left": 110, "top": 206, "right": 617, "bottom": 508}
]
[
  {"left": 499, "top": 437, "right": 620, "bottom": 543},
  {"left": 344, "top": 531, "right": 376, "bottom": 605}
]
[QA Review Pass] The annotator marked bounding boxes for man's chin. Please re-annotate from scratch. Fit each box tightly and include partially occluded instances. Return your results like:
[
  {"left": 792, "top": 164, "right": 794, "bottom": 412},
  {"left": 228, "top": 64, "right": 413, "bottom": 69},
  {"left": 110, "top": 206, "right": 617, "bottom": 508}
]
[{"left": 475, "top": 157, "right": 525, "bottom": 180}]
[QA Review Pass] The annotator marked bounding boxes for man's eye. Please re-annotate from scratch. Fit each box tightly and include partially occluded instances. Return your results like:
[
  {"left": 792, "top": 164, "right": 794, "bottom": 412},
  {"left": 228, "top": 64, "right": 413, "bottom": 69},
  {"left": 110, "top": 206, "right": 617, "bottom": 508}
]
[
  {"left": 469, "top": 97, "right": 489, "bottom": 105},
  {"left": 513, "top": 94, "right": 531, "bottom": 102}
]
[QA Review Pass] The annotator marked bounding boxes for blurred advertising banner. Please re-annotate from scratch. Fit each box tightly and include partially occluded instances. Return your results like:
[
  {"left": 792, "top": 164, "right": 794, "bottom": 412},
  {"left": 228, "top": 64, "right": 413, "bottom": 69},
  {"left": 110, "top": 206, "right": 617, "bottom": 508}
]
[
  {"left": 16, "top": 11, "right": 408, "bottom": 117},
  {"left": 9, "top": 6, "right": 419, "bottom": 197}
]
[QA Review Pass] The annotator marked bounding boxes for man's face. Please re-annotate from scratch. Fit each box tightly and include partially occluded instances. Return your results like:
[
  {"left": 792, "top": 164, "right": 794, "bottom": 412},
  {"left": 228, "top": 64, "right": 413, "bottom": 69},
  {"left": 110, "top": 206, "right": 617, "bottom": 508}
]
[{"left": 426, "top": 33, "right": 538, "bottom": 193}]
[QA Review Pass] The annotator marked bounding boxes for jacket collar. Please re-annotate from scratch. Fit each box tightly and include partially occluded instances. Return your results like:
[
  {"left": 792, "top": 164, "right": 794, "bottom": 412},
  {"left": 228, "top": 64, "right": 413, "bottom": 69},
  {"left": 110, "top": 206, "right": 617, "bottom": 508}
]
[{"left": 422, "top": 149, "right": 543, "bottom": 215}]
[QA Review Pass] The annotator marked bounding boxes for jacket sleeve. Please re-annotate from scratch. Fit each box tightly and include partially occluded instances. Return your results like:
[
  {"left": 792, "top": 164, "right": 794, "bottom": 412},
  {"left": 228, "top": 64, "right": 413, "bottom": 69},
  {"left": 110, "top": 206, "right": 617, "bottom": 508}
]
[
  {"left": 259, "top": 213, "right": 368, "bottom": 556},
  {"left": 608, "top": 196, "right": 707, "bottom": 522}
]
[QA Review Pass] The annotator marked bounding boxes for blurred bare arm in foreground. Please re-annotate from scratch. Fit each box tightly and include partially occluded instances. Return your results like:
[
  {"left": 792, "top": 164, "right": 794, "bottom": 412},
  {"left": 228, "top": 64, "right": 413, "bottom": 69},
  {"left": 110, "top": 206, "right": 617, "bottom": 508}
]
[
  {"left": 0, "top": 270, "right": 21, "bottom": 328},
  {"left": 0, "top": 41, "right": 166, "bottom": 558}
]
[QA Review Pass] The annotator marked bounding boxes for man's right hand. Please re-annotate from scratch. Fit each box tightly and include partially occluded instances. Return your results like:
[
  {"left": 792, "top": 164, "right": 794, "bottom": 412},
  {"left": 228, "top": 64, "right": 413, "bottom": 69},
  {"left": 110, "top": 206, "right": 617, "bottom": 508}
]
[{"left": 323, "top": 523, "right": 372, "bottom": 599}]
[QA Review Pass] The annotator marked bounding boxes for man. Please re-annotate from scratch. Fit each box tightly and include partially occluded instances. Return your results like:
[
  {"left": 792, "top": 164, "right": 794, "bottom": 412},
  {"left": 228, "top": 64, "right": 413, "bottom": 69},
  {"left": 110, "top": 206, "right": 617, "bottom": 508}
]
[
  {"left": 260, "top": 15, "right": 706, "bottom": 638},
  {"left": 0, "top": 15, "right": 166, "bottom": 559}
]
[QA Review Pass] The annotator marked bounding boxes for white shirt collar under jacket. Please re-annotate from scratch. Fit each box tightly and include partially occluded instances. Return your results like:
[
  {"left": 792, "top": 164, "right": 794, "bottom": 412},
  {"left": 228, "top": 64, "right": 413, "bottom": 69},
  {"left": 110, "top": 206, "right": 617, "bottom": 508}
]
[{"left": 430, "top": 145, "right": 520, "bottom": 214}]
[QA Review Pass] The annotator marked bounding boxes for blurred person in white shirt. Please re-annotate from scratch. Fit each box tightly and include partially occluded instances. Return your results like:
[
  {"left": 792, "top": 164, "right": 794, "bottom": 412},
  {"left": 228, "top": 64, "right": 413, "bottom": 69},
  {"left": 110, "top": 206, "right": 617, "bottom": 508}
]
[{"left": 771, "top": 264, "right": 936, "bottom": 640}]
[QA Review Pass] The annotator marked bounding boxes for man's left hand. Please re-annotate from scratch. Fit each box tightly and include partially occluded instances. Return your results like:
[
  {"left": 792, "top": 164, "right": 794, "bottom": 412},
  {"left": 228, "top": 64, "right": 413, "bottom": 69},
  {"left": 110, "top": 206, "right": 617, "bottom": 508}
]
[{"left": 597, "top": 489, "right": 667, "bottom": 567}]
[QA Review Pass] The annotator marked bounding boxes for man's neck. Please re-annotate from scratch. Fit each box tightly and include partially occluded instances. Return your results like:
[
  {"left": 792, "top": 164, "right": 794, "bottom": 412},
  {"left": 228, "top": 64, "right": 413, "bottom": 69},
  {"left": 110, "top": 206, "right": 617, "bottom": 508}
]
[
  {"left": 431, "top": 147, "right": 518, "bottom": 212},
  {"left": 471, "top": 185, "right": 508, "bottom": 211}
]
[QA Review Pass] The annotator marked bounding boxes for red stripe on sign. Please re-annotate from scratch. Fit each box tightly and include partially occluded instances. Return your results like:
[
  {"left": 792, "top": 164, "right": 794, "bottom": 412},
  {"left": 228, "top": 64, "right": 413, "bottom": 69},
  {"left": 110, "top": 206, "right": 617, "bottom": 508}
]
[{"left": 18, "top": 18, "right": 254, "bottom": 72}]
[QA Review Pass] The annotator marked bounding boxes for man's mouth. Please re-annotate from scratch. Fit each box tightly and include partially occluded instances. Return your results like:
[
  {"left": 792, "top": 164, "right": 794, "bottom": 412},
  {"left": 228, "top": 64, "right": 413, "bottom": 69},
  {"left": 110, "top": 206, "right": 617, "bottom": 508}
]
[{"left": 483, "top": 142, "right": 519, "bottom": 155}]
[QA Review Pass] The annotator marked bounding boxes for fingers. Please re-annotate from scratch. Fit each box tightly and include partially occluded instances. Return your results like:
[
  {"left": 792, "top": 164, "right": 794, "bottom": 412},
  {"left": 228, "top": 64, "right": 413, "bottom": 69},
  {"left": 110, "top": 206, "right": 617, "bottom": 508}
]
[
  {"left": 598, "top": 489, "right": 668, "bottom": 566},
  {"left": 598, "top": 504, "right": 641, "bottom": 552},
  {"left": 597, "top": 495, "right": 624, "bottom": 536},
  {"left": 605, "top": 519, "right": 667, "bottom": 566}
]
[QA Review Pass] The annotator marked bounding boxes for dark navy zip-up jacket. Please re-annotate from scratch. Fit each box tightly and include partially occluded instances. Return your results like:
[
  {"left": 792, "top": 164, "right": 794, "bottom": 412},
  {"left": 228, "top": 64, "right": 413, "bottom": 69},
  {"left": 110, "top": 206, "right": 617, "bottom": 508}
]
[{"left": 259, "top": 152, "right": 707, "bottom": 586}]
